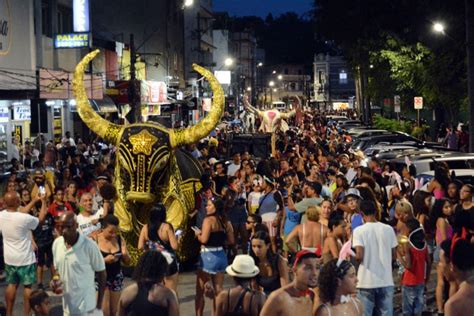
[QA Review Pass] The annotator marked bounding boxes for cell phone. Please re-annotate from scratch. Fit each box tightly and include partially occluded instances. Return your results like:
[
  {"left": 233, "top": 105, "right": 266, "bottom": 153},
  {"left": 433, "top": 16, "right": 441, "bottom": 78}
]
[
  {"left": 114, "top": 253, "right": 122, "bottom": 258},
  {"left": 175, "top": 229, "right": 183, "bottom": 237},
  {"left": 39, "top": 186, "right": 45, "bottom": 196}
]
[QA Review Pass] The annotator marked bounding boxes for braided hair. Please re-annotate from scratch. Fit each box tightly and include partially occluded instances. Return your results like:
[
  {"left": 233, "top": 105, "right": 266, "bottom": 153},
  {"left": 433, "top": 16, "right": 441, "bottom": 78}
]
[{"left": 318, "top": 259, "right": 353, "bottom": 304}]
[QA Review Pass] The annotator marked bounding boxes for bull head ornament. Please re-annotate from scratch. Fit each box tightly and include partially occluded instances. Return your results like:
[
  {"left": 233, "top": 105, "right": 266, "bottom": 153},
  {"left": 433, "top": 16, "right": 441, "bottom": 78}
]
[{"left": 73, "top": 50, "right": 224, "bottom": 261}]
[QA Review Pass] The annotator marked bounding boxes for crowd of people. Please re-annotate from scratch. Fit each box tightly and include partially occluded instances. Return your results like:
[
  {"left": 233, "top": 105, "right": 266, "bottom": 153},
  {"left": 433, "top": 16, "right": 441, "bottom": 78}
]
[{"left": 0, "top": 106, "right": 473, "bottom": 316}]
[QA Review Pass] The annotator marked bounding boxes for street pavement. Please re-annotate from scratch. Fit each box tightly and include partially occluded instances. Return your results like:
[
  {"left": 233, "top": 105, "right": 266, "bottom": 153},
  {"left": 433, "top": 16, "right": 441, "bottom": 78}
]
[
  {"left": 0, "top": 269, "right": 233, "bottom": 316},
  {"left": 0, "top": 267, "right": 437, "bottom": 315}
]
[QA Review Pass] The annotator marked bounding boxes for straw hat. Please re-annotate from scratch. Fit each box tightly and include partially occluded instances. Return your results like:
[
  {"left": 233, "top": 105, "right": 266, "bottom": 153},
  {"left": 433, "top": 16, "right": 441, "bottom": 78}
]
[{"left": 226, "top": 255, "right": 260, "bottom": 278}]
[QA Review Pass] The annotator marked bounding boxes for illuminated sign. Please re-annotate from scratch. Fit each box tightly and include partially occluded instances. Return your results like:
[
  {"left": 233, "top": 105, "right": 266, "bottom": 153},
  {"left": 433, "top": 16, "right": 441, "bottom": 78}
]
[
  {"left": 0, "top": 0, "right": 12, "bottom": 55},
  {"left": 13, "top": 105, "right": 31, "bottom": 121},
  {"left": 73, "top": 0, "right": 89, "bottom": 32},
  {"left": 214, "top": 71, "right": 231, "bottom": 85},
  {"left": 0, "top": 107, "right": 9, "bottom": 123},
  {"left": 54, "top": 33, "right": 91, "bottom": 49}
]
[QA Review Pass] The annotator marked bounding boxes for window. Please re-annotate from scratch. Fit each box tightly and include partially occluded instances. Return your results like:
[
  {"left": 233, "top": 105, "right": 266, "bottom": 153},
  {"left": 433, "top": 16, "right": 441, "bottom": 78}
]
[
  {"left": 339, "top": 71, "right": 348, "bottom": 84},
  {"left": 58, "top": 6, "right": 73, "bottom": 33},
  {"left": 298, "top": 69, "right": 302, "bottom": 75},
  {"left": 284, "top": 68, "right": 289, "bottom": 74},
  {"left": 318, "top": 70, "right": 325, "bottom": 84},
  {"left": 41, "top": 2, "right": 50, "bottom": 36},
  {"left": 174, "top": 52, "right": 178, "bottom": 71}
]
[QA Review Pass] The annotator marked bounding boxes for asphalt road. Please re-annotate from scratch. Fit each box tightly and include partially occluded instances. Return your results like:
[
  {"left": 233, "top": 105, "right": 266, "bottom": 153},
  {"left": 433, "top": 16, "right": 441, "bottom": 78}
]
[{"left": 0, "top": 267, "right": 438, "bottom": 315}]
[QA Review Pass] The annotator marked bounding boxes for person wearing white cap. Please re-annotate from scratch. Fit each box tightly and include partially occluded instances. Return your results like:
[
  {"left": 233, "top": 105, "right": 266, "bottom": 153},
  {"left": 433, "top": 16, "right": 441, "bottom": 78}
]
[{"left": 215, "top": 255, "right": 266, "bottom": 316}]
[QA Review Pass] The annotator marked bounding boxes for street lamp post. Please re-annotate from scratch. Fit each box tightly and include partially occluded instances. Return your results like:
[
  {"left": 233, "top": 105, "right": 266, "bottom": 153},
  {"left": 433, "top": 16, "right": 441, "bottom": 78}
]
[
  {"left": 269, "top": 81, "right": 275, "bottom": 103},
  {"left": 256, "top": 62, "right": 263, "bottom": 106}
]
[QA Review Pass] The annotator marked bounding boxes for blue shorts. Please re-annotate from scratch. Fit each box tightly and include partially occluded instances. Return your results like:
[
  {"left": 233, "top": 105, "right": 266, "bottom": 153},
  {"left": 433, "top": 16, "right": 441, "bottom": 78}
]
[
  {"left": 402, "top": 284, "right": 424, "bottom": 316},
  {"left": 199, "top": 249, "right": 227, "bottom": 274}
]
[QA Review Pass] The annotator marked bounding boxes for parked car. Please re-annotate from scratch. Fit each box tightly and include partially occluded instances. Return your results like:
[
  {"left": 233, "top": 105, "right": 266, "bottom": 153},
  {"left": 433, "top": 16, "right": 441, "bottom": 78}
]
[
  {"left": 349, "top": 129, "right": 390, "bottom": 139},
  {"left": 351, "top": 131, "right": 447, "bottom": 152},
  {"left": 338, "top": 120, "right": 363, "bottom": 130},
  {"left": 351, "top": 133, "right": 422, "bottom": 151},
  {"left": 390, "top": 153, "right": 474, "bottom": 174},
  {"left": 364, "top": 144, "right": 419, "bottom": 157},
  {"left": 417, "top": 169, "right": 474, "bottom": 188}
]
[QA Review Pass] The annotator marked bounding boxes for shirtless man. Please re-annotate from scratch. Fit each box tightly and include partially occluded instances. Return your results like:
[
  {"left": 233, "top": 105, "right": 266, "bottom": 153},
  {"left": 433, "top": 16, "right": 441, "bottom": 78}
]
[
  {"left": 285, "top": 206, "right": 327, "bottom": 254},
  {"left": 260, "top": 250, "right": 319, "bottom": 316}
]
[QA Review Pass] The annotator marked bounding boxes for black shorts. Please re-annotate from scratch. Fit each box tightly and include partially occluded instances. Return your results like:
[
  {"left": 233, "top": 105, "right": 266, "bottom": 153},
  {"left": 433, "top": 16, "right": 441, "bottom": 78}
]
[
  {"left": 167, "top": 259, "right": 179, "bottom": 276},
  {"left": 36, "top": 244, "right": 53, "bottom": 268}
]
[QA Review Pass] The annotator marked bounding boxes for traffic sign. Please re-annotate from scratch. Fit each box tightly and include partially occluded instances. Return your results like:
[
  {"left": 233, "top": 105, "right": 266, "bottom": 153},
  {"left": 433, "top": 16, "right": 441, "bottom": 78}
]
[
  {"left": 414, "top": 96, "right": 423, "bottom": 109},
  {"left": 394, "top": 95, "right": 400, "bottom": 113}
]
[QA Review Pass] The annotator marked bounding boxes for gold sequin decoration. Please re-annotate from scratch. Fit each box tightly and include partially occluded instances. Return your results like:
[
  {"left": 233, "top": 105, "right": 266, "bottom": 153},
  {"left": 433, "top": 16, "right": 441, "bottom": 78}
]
[
  {"left": 72, "top": 49, "right": 122, "bottom": 144},
  {"left": 170, "top": 64, "right": 225, "bottom": 147},
  {"left": 129, "top": 130, "right": 158, "bottom": 156}
]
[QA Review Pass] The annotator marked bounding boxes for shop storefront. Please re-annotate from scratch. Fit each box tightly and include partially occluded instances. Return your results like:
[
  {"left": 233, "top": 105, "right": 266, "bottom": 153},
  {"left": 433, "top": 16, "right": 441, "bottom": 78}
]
[
  {"left": 39, "top": 69, "right": 117, "bottom": 142},
  {"left": 11, "top": 101, "right": 32, "bottom": 146}
]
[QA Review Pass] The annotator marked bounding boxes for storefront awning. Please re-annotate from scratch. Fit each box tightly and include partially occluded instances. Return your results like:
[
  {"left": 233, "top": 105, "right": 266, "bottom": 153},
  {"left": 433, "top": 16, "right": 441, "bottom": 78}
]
[
  {"left": 69, "top": 100, "right": 100, "bottom": 112},
  {"left": 91, "top": 96, "right": 118, "bottom": 113}
]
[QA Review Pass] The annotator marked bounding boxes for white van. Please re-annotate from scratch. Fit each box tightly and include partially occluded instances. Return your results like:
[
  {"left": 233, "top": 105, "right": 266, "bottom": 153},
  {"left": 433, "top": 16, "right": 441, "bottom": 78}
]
[{"left": 272, "top": 101, "right": 288, "bottom": 111}]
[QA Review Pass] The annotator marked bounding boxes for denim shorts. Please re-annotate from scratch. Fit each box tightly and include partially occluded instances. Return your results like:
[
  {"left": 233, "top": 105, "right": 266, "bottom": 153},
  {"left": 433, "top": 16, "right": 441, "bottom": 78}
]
[
  {"left": 199, "top": 249, "right": 228, "bottom": 274},
  {"left": 402, "top": 284, "right": 424, "bottom": 316}
]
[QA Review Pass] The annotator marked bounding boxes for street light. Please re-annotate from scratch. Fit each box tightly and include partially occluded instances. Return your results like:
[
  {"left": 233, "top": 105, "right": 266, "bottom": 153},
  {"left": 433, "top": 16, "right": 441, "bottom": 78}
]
[
  {"left": 224, "top": 57, "right": 234, "bottom": 67},
  {"left": 257, "top": 62, "right": 263, "bottom": 67},
  {"left": 269, "top": 81, "right": 275, "bottom": 87},
  {"left": 247, "top": 87, "right": 252, "bottom": 91},
  {"left": 433, "top": 22, "right": 445, "bottom": 34},
  {"left": 183, "top": 0, "right": 193, "bottom": 7},
  {"left": 272, "top": 70, "right": 276, "bottom": 74},
  {"left": 277, "top": 74, "right": 283, "bottom": 80}
]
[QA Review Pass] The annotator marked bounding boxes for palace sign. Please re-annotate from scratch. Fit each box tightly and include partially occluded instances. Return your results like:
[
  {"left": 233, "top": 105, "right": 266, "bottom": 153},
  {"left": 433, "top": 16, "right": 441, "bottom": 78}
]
[{"left": 54, "top": 33, "right": 91, "bottom": 49}]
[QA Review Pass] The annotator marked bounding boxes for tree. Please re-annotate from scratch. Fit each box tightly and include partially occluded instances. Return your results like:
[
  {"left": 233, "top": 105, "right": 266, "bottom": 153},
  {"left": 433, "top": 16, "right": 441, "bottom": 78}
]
[{"left": 314, "top": 0, "right": 468, "bottom": 125}]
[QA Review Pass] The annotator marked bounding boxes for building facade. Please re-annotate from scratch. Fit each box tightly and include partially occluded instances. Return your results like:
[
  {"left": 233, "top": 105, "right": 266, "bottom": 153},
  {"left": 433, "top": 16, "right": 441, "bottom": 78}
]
[
  {"left": 0, "top": 0, "right": 191, "bottom": 163},
  {"left": 313, "top": 53, "right": 356, "bottom": 111},
  {"left": 229, "top": 31, "right": 257, "bottom": 108},
  {"left": 258, "top": 64, "right": 311, "bottom": 107},
  {"left": 184, "top": 0, "right": 214, "bottom": 83}
]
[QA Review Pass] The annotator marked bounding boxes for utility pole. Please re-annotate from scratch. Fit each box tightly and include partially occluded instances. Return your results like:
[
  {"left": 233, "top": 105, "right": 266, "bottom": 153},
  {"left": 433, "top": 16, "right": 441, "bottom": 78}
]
[
  {"left": 466, "top": 0, "right": 474, "bottom": 152},
  {"left": 129, "top": 34, "right": 140, "bottom": 123}
]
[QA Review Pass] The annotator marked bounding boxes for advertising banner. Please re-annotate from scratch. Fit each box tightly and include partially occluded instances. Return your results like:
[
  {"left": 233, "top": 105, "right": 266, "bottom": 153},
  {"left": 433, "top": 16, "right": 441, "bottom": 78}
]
[{"left": 140, "top": 81, "right": 167, "bottom": 105}]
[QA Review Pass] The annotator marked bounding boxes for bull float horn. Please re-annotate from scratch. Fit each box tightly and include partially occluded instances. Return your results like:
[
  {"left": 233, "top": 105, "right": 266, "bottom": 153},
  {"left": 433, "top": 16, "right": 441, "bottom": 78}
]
[
  {"left": 73, "top": 49, "right": 122, "bottom": 144},
  {"left": 170, "top": 64, "right": 224, "bottom": 147}
]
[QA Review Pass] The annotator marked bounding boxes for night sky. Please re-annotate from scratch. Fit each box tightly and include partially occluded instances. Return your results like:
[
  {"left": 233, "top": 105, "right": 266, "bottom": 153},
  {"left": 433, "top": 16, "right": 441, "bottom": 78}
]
[{"left": 213, "top": 0, "right": 313, "bottom": 18}]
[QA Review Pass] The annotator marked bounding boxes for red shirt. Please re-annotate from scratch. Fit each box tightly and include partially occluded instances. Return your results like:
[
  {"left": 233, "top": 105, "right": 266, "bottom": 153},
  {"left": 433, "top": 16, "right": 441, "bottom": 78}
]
[
  {"left": 48, "top": 201, "right": 73, "bottom": 217},
  {"left": 402, "top": 245, "right": 428, "bottom": 286}
]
